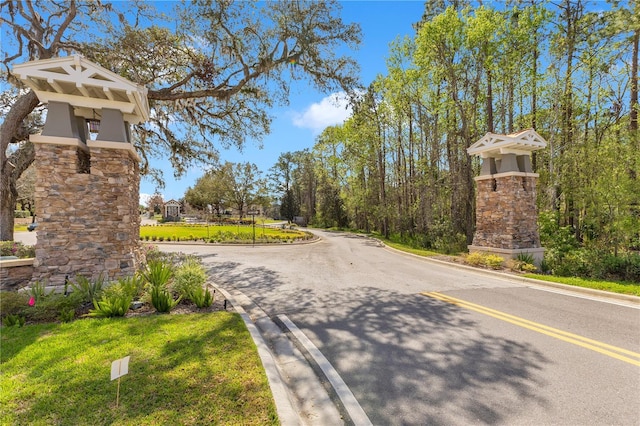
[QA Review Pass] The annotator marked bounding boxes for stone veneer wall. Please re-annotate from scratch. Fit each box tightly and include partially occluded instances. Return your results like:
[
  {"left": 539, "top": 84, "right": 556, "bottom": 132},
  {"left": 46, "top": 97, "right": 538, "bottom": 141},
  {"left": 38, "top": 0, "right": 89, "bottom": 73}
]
[
  {"left": 0, "top": 259, "right": 34, "bottom": 290},
  {"left": 471, "top": 174, "right": 541, "bottom": 250},
  {"left": 32, "top": 142, "right": 141, "bottom": 286}
]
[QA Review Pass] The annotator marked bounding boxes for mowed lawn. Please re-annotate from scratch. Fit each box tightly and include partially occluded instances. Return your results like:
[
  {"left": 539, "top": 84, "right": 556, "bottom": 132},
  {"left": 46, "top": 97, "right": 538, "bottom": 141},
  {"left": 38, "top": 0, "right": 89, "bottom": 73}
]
[
  {"left": 1, "top": 313, "right": 278, "bottom": 425},
  {"left": 140, "top": 224, "right": 310, "bottom": 242}
]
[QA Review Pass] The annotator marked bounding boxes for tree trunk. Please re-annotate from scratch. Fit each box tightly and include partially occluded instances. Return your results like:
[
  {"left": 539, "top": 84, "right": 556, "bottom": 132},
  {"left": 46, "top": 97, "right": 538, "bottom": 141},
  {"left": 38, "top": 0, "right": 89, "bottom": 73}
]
[
  {"left": 0, "top": 91, "right": 40, "bottom": 241},
  {"left": 631, "top": 28, "right": 638, "bottom": 132}
]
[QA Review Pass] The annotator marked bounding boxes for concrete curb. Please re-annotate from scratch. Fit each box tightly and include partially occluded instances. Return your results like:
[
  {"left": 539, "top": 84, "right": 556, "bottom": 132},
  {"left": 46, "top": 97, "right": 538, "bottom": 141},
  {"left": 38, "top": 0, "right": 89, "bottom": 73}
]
[
  {"left": 211, "top": 285, "right": 300, "bottom": 426},
  {"left": 277, "top": 314, "right": 373, "bottom": 426},
  {"left": 211, "top": 284, "right": 345, "bottom": 426},
  {"left": 380, "top": 242, "right": 640, "bottom": 305}
]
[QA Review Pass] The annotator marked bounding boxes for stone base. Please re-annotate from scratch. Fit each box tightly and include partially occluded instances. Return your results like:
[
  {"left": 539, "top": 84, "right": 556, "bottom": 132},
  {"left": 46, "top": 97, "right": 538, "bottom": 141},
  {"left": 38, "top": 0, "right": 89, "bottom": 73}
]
[{"left": 468, "top": 245, "right": 545, "bottom": 266}]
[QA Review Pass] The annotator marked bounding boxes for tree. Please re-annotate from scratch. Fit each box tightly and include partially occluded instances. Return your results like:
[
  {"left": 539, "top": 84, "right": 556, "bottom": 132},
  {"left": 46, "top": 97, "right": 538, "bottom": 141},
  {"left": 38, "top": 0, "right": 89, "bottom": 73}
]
[
  {"left": 15, "top": 163, "right": 35, "bottom": 215},
  {"left": 184, "top": 168, "right": 230, "bottom": 219},
  {"left": 280, "top": 188, "right": 300, "bottom": 222},
  {"left": 224, "top": 162, "right": 263, "bottom": 220},
  {"left": 0, "top": 0, "right": 362, "bottom": 240},
  {"left": 146, "top": 193, "right": 164, "bottom": 215}
]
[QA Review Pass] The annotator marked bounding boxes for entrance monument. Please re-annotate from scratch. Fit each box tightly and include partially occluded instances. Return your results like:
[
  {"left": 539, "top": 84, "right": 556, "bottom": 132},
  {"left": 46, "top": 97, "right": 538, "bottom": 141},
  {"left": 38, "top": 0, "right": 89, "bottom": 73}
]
[
  {"left": 467, "top": 129, "right": 547, "bottom": 265},
  {"left": 13, "top": 55, "right": 149, "bottom": 285}
]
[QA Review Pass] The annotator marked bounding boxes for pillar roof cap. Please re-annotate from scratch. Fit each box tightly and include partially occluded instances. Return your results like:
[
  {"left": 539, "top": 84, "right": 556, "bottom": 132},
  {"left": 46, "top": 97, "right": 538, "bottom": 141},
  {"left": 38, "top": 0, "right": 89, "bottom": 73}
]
[
  {"left": 12, "top": 55, "right": 149, "bottom": 124},
  {"left": 468, "top": 128, "right": 547, "bottom": 158}
]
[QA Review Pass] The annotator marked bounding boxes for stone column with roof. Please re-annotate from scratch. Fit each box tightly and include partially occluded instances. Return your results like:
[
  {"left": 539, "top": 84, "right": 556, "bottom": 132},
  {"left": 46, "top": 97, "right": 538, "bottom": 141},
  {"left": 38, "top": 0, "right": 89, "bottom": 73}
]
[
  {"left": 13, "top": 55, "right": 149, "bottom": 286},
  {"left": 467, "top": 129, "right": 547, "bottom": 265}
]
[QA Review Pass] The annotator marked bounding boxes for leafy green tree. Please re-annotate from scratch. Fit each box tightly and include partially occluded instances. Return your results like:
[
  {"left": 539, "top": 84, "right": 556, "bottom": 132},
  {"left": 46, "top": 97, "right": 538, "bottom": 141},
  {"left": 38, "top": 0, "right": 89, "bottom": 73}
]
[
  {"left": 224, "top": 162, "right": 263, "bottom": 220},
  {"left": 280, "top": 188, "right": 299, "bottom": 222},
  {"left": 184, "top": 168, "right": 230, "bottom": 219},
  {"left": 0, "top": 0, "right": 362, "bottom": 240}
]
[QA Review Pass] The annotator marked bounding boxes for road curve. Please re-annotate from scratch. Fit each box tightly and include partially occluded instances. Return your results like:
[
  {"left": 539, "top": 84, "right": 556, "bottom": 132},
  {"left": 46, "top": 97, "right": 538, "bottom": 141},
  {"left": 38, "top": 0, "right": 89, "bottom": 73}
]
[{"left": 162, "top": 229, "right": 639, "bottom": 425}]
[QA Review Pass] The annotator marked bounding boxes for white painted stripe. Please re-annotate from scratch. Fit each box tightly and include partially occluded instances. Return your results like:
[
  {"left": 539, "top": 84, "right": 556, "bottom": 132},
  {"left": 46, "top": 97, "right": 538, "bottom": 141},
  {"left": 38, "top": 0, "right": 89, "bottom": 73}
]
[
  {"left": 278, "top": 314, "right": 373, "bottom": 426},
  {"left": 526, "top": 285, "right": 640, "bottom": 309}
]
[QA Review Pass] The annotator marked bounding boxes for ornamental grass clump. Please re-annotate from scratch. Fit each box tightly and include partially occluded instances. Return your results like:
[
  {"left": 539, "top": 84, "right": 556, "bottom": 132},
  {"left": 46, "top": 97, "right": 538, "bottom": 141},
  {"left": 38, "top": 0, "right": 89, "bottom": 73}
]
[
  {"left": 190, "top": 286, "right": 214, "bottom": 308},
  {"left": 173, "top": 258, "right": 207, "bottom": 300},
  {"left": 142, "top": 260, "right": 180, "bottom": 313},
  {"left": 87, "top": 280, "right": 134, "bottom": 318}
]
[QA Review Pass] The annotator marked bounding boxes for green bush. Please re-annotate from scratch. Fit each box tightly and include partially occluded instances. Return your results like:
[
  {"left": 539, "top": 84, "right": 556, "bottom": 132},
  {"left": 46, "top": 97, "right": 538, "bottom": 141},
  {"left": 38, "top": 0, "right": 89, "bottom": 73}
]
[
  {"left": 117, "top": 275, "right": 146, "bottom": 300},
  {"left": 0, "top": 241, "right": 35, "bottom": 258},
  {"left": 464, "top": 252, "right": 504, "bottom": 270},
  {"left": 87, "top": 282, "right": 133, "bottom": 318},
  {"left": 150, "top": 287, "right": 181, "bottom": 313},
  {"left": 58, "top": 308, "right": 76, "bottom": 323},
  {"left": 14, "top": 210, "right": 31, "bottom": 218},
  {"left": 173, "top": 259, "right": 207, "bottom": 299},
  {"left": 70, "top": 274, "right": 105, "bottom": 303},
  {"left": 190, "top": 286, "right": 214, "bottom": 308},
  {"left": 141, "top": 260, "right": 173, "bottom": 290},
  {"left": 23, "top": 291, "right": 85, "bottom": 323},
  {"left": 464, "top": 252, "right": 486, "bottom": 267},
  {"left": 516, "top": 252, "right": 535, "bottom": 264},
  {"left": 0, "top": 291, "right": 29, "bottom": 317},
  {"left": 484, "top": 254, "right": 504, "bottom": 270},
  {"left": 3, "top": 314, "right": 25, "bottom": 327}
]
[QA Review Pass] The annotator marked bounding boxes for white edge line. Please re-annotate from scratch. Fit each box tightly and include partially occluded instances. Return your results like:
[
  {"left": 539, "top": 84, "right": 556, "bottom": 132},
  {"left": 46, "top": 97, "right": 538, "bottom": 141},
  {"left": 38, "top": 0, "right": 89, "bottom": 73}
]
[
  {"left": 278, "top": 314, "right": 373, "bottom": 426},
  {"left": 526, "top": 285, "right": 640, "bottom": 310},
  {"left": 213, "top": 286, "right": 299, "bottom": 426}
]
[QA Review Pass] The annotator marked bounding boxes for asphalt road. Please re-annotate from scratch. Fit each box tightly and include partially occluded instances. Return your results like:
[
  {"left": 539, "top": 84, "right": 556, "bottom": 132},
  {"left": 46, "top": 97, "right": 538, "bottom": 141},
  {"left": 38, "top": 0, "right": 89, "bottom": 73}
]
[{"left": 121, "top": 230, "right": 640, "bottom": 424}]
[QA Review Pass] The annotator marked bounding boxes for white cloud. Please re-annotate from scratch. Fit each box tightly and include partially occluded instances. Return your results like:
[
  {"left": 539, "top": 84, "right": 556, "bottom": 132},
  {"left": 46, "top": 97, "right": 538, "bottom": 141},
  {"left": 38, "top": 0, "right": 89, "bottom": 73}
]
[
  {"left": 140, "top": 193, "right": 151, "bottom": 207},
  {"left": 292, "top": 92, "right": 352, "bottom": 133}
]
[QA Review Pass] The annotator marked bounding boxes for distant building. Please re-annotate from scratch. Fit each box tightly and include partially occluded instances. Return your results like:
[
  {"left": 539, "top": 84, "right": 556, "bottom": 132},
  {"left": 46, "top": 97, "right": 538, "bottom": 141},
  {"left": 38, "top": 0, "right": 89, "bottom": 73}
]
[{"left": 163, "top": 199, "right": 182, "bottom": 222}]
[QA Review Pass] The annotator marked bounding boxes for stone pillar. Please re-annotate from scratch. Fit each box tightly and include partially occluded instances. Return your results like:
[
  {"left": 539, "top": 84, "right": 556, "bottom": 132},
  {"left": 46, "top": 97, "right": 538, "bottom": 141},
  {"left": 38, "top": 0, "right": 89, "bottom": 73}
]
[
  {"left": 31, "top": 107, "right": 142, "bottom": 286},
  {"left": 469, "top": 168, "right": 545, "bottom": 264}
]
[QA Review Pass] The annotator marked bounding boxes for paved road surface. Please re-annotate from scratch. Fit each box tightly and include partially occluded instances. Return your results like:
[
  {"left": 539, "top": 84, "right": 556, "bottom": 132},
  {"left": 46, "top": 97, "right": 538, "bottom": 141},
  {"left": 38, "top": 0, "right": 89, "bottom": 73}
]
[
  {"left": 19, "top": 228, "right": 638, "bottom": 424},
  {"left": 161, "top": 230, "right": 640, "bottom": 425}
]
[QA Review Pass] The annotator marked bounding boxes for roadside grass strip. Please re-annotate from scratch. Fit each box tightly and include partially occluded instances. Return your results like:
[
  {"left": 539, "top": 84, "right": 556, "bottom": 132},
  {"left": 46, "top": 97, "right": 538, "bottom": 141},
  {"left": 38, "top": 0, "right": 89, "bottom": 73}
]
[{"left": 421, "top": 292, "right": 640, "bottom": 367}]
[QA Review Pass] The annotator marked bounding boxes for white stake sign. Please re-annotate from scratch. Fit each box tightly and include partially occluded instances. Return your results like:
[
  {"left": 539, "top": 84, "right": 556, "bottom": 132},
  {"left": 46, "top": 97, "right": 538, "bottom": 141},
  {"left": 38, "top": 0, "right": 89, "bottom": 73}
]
[{"left": 111, "top": 356, "right": 130, "bottom": 407}]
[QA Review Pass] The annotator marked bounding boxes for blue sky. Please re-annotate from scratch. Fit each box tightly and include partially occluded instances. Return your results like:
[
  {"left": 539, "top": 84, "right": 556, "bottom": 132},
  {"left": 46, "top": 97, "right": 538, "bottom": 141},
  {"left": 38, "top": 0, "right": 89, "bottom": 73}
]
[{"left": 141, "top": 1, "right": 426, "bottom": 203}]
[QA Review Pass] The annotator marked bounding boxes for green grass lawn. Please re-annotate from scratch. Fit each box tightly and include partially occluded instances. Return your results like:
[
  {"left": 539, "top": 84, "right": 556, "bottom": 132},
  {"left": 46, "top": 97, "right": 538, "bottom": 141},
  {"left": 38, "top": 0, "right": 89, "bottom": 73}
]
[
  {"left": 523, "top": 274, "right": 640, "bottom": 296},
  {"left": 373, "top": 236, "right": 639, "bottom": 297},
  {"left": 1, "top": 313, "right": 278, "bottom": 425},
  {"left": 140, "top": 223, "right": 310, "bottom": 243}
]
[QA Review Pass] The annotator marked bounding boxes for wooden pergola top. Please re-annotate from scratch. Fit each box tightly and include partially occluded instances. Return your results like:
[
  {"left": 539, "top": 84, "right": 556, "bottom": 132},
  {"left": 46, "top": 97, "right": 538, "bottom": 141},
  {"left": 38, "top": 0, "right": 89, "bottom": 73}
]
[
  {"left": 12, "top": 55, "right": 149, "bottom": 124},
  {"left": 467, "top": 129, "right": 547, "bottom": 158}
]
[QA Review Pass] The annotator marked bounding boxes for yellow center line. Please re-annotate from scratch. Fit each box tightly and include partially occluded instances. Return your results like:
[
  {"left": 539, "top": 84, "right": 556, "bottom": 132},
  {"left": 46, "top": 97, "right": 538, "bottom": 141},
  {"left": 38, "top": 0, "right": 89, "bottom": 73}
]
[{"left": 422, "top": 292, "right": 640, "bottom": 367}]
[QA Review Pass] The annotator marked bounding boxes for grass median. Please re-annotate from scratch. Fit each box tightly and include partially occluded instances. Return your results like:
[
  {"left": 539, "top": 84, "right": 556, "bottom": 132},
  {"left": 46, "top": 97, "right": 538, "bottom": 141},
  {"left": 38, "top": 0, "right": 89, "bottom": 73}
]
[
  {"left": 1, "top": 312, "right": 278, "bottom": 425},
  {"left": 140, "top": 223, "right": 310, "bottom": 243}
]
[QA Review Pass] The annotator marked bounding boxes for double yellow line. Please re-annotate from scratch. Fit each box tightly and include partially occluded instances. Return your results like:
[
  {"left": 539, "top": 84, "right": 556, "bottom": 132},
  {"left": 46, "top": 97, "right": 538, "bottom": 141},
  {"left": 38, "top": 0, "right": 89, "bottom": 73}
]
[{"left": 422, "top": 292, "right": 640, "bottom": 367}]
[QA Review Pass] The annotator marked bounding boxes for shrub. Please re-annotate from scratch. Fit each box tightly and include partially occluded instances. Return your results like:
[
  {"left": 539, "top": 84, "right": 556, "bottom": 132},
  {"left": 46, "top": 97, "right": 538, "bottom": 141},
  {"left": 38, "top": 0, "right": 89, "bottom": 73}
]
[
  {"left": 87, "top": 282, "right": 133, "bottom": 318},
  {"left": 24, "top": 291, "right": 85, "bottom": 323},
  {"left": 190, "top": 286, "right": 213, "bottom": 308},
  {"left": 58, "top": 308, "right": 75, "bottom": 323},
  {"left": 142, "top": 260, "right": 173, "bottom": 289},
  {"left": 0, "top": 241, "right": 35, "bottom": 258},
  {"left": 29, "top": 281, "right": 51, "bottom": 302},
  {"left": 516, "top": 252, "right": 535, "bottom": 265},
  {"left": 509, "top": 260, "right": 538, "bottom": 273},
  {"left": 464, "top": 252, "right": 504, "bottom": 270},
  {"left": 173, "top": 259, "right": 207, "bottom": 300},
  {"left": 0, "top": 291, "right": 29, "bottom": 317},
  {"left": 118, "top": 275, "right": 146, "bottom": 300},
  {"left": 70, "top": 274, "right": 105, "bottom": 303},
  {"left": 464, "top": 252, "right": 486, "bottom": 267},
  {"left": 3, "top": 314, "right": 25, "bottom": 327},
  {"left": 485, "top": 254, "right": 504, "bottom": 270},
  {"left": 150, "top": 286, "right": 181, "bottom": 313}
]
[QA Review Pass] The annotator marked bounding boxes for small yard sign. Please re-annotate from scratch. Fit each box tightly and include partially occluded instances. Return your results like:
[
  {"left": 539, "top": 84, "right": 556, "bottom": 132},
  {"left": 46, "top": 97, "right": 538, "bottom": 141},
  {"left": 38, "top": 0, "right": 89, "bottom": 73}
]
[{"left": 111, "top": 356, "right": 130, "bottom": 407}]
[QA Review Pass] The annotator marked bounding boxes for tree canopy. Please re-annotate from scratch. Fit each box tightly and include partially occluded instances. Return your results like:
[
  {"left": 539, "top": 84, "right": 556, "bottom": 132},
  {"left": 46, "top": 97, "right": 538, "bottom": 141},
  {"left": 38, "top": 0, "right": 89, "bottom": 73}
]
[{"left": 0, "top": 0, "right": 362, "bottom": 240}]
